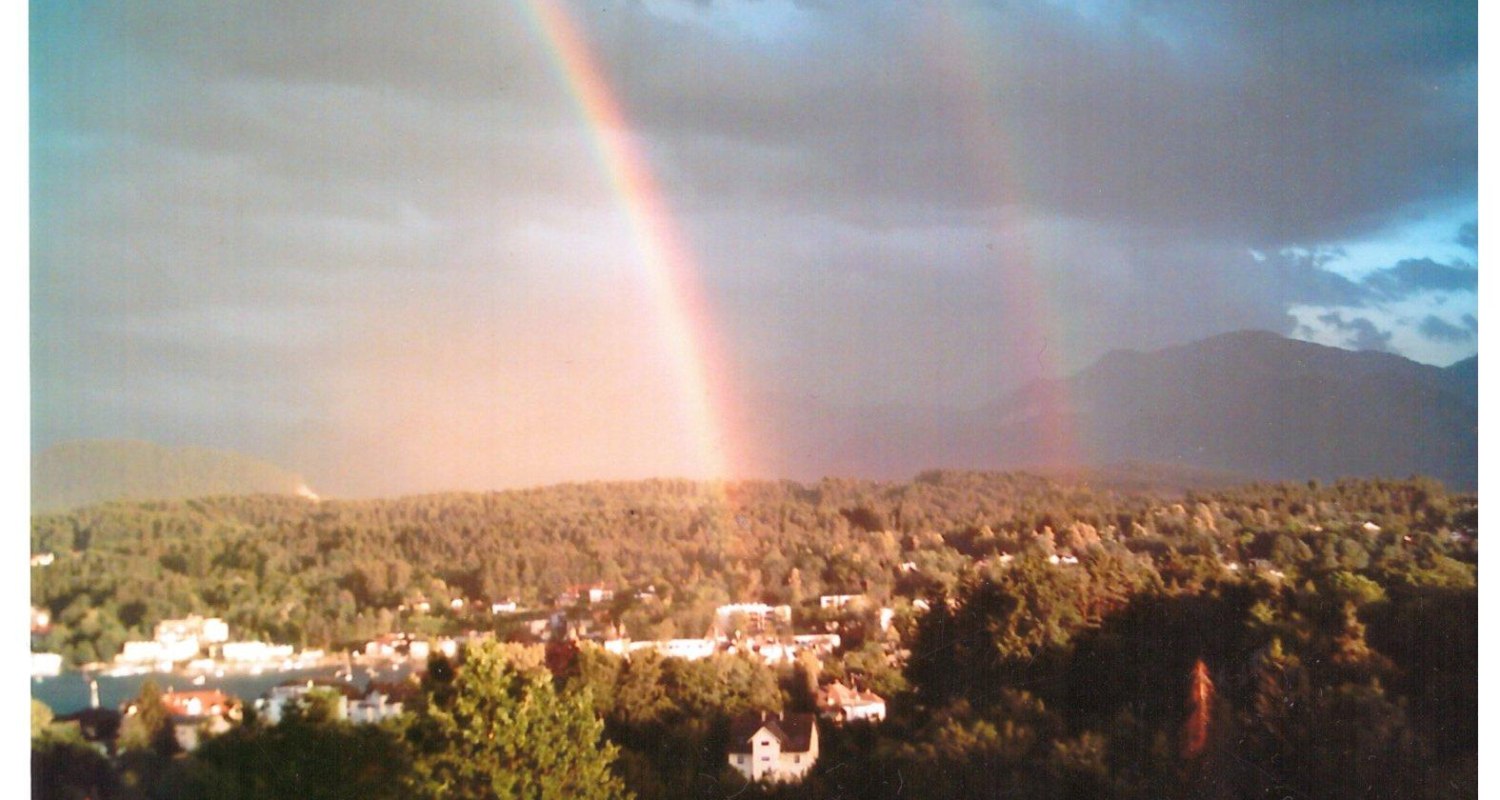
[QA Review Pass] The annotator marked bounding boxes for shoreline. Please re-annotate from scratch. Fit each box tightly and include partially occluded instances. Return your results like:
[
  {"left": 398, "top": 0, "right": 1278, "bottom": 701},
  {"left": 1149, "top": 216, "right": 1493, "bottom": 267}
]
[{"left": 31, "top": 656, "right": 422, "bottom": 716}]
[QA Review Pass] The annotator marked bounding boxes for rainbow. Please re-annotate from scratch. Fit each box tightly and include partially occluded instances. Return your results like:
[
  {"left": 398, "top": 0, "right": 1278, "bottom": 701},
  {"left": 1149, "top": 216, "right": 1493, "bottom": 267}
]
[
  {"left": 919, "top": 3, "right": 1084, "bottom": 470},
  {"left": 517, "top": 0, "right": 749, "bottom": 485},
  {"left": 516, "top": 1, "right": 1083, "bottom": 481}
]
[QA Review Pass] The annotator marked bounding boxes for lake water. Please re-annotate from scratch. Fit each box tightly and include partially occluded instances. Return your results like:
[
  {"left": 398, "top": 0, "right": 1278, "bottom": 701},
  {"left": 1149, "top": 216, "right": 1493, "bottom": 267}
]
[{"left": 31, "top": 663, "right": 420, "bottom": 716}]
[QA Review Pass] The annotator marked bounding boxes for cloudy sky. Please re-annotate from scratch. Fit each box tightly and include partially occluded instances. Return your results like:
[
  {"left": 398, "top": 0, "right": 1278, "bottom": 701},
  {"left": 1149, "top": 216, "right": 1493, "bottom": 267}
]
[{"left": 31, "top": 0, "right": 1477, "bottom": 495}]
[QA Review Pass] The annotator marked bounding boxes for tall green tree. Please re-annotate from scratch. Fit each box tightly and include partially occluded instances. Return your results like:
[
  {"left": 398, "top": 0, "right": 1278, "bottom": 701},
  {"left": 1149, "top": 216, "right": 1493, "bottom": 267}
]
[
  {"left": 118, "top": 678, "right": 179, "bottom": 758},
  {"left": 405, "top": 641, "right": 630, "bottom": 800},
  {"left": 182, "top": 698, "right": 412, "bottom": 800}
]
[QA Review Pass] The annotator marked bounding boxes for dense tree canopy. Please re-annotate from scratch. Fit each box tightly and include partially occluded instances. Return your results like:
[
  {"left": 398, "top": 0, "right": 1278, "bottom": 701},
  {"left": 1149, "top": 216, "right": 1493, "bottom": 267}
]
[
  {"left": 403, "top": 641, "right": 629, "bottom": 800},
  {"left": 32, "top": 473, "right": 1474, "bottom": 669},
  {"left": 31, "top": 473, "right": 1476, "bottom": 799}
]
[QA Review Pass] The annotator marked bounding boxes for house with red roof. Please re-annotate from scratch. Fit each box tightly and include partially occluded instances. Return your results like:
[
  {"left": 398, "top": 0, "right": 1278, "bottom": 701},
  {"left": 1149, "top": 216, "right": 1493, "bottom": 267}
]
[
  {"left": 131, "top": 689, "right": 242, "bottom": 752},
  {"left": 816, "top": 681, "right": 886, "bottom": 723}
]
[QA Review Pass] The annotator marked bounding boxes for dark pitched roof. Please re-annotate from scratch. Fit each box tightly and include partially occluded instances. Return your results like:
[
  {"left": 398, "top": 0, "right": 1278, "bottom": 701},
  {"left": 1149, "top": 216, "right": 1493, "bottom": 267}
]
[
  {"left": 55, "top": 708, "right": 122, "bottom": 742},
  {"left": 728, "top": 711, "right": 816, "bottom": 754}
]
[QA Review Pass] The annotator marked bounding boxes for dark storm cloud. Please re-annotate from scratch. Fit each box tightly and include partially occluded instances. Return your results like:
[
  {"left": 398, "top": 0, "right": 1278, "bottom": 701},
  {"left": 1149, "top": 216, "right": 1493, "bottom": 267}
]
[
  {"left": 1362, "top": 258, "right": 1478, "bottom": 299},
  {"left": 1263, "top": 250, "right": 1368, "bottom": 307},
  {"left": 584, "top": 0, "right": 1475, "bottom": 244},
  {"left": 1417, "top": 315, "right": 1472, "bottom": 343},
  {"left": 30, "top": 0, "right": 1476, "bottom": 492},
  {"left": 1317, "top": 312, "right": 1394, "bottom": 353},
  {"left": 1249, "top": 250, "right": 1477, "bottom": 309},
  {"left": 41, "top": 0, "right": 1472, "bottom": 244},
  {"left": 1456, "top": 221, "right": 1478, "bottom": 250}
]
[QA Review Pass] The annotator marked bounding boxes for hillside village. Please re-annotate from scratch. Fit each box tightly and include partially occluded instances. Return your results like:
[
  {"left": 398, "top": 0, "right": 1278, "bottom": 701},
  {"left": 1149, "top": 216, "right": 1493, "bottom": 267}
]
[
  {"left": 31, "top": 474, "right": 1478, "bottom": 799},
  {"left": 36, "top": 586, "right": 900, "bottom": 785}
]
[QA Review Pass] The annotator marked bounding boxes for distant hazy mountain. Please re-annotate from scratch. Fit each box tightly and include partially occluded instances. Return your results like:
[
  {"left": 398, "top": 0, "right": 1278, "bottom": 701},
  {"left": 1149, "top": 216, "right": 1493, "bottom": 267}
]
[
  {"left": 758, "top": 330, "right": 1476, "bottom": 491},
  {"left": 32, "top": 333, "right": 1476, "bottom": 505},
  {"left": 32, "top": 440, "right": 314, "bottom": 513},
  {"left": 978, "top": 330, "right": 1477, "bottom": 489}
]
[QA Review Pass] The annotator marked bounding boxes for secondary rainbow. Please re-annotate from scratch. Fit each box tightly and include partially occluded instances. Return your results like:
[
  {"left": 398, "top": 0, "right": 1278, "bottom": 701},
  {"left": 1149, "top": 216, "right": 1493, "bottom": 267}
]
[
  {"left": 517, "top": 0, "right": 746, "bottom": 483},
  {"left": 921, "top": 3, "right": 1085, "bottom": 469}
]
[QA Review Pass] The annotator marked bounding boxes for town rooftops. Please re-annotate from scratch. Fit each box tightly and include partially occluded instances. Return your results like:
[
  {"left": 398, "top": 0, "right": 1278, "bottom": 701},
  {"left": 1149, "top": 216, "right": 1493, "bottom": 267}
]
[
  {"left": 817, "top": 681, "right": 884, "bottom": 708},
  {"left": 727, "top": 710, "right": 816, "bottom": 754},
  {"left": 817, "top": 681, "right": 888, "bottom": 722},
  {"left": 158, "top": 690, "right": 238, "bottom": 718}
]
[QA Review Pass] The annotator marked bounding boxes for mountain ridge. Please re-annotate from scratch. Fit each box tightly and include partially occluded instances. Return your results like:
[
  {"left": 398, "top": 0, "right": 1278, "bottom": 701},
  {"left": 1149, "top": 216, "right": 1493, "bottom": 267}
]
[
  {"left": 979, "top": 332, "right": 1476, "bottom": 489},
  {"left": 31, "top": 332, "right": 1478, "bottom": 502},
  {"left": 762, "top": 331, "right": 1475, "bottom": 490},
  {"left": 31, "top": 439, "right": 313, "bottom": 513}
]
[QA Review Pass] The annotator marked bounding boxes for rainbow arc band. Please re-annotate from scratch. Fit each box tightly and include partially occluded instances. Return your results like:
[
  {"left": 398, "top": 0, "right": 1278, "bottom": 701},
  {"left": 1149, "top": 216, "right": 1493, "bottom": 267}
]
[{"left": 519, "top": 0, "right": 744, "bottom": 486}]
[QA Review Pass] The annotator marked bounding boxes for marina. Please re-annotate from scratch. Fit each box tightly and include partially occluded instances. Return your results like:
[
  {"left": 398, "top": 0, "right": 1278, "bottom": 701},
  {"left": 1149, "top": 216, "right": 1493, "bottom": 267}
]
[{"left": 32, "top": 658, "right": 421, "bottom": 716}]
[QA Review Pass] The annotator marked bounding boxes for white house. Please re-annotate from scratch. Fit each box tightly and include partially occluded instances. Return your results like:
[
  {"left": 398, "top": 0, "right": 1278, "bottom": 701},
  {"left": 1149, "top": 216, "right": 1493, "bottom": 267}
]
[
  {"left": 628, "top": 638, "right": 717, "bottom": 661},
  {"left": 819, "top": 594, "right": 864, "bottom": 611},
  {"left": 155, "top": 615, "right": 228, "bottom": 646},
  {"left": 751, "top": 642, "right": 797, "bottom": 665},
  {"left": 31, "top": 652, "right": 63, "bottom": 677},
  {"left": 150, "top": 690, "right": 241, "bottom": 752},
  {"left": 119, "top": 640, "right": 163, "bottom": 664},
  {"left": 365, "top": 633, "right": 410, "bottom": 658},
  {"left": 715, "top": 603, "right": 793, "bottom": 633},
  {"left": 349, "top": 688, "right": 405, "bottom": 724},
  {"left": 200, "top": 618, "right": 229, "bottom": 644},
  {"left": 118, "top": 639, "right": 197, "bottom": 666},
  {"left": 258, "top": 679, "right": 364, "bottom": 724},
  {"left": 259, "top": 680, "right": 349, "bottom": 724},
  {"left": 587, "top": 585, "right": 615, "bottom": 604},
  {"left": 791, "top": 634, "right": 841, "bottom": 655},
  {"left": 817, "top": 681, "right": 887, "bottom": 723},
  {"left": 116, "top": 615, "right": 230, "bottom": 667},
  {"left": 220, "top": 641, "right": 295, "bottom": 663},
  {"left": 728, "top": 711, "right": 818, "bottom": 783},
  {"left": 666, "top": 639, "right": 717, "bottom": 657}
]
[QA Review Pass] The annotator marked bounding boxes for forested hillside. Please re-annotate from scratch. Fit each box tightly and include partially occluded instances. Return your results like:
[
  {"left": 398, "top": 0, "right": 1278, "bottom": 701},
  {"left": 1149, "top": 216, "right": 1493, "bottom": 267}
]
[
  {"left": 31, "top": 472, "right": 1477, "bottom": 798},
  {"left": 31, "top": 472, "right": 1474, "bottom": 668}
]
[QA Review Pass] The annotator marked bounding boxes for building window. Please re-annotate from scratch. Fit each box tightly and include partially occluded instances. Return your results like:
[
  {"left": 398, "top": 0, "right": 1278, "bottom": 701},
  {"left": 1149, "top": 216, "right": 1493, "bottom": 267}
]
[
  {"left": 794, "top": 755, "right": 801, "bottom": 763},
  {"left": 737, "top": 756, "right": 745, "bottom": 764},
  {"left": 761, "top": 740, "right": 770, "bottom": 747},
  {"left": 761, "top": 756, "right": 770, "bottom": 762}
]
